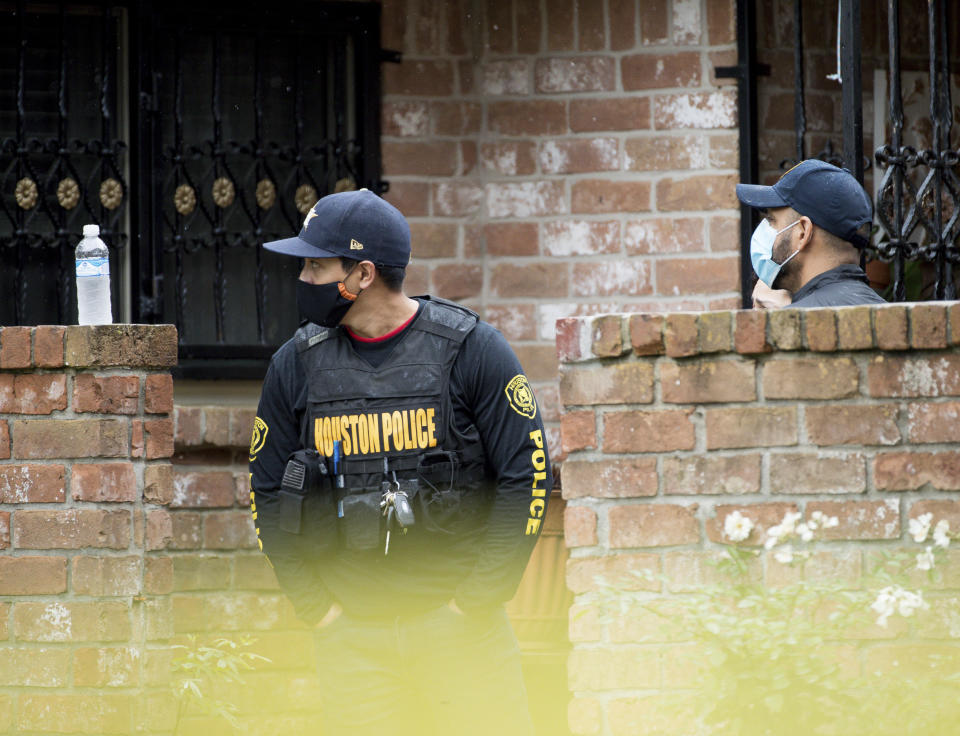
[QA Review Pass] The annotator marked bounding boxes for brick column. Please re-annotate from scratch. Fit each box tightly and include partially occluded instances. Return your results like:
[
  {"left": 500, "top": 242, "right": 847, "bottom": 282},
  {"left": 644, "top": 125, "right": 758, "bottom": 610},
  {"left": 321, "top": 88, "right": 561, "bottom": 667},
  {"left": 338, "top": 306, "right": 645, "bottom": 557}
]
[
  {"left": 558, "top": 303, "right": 960, "bottom": 735},
  {"left": 0, "top": 325, "right": 177, "bottom": 734}
]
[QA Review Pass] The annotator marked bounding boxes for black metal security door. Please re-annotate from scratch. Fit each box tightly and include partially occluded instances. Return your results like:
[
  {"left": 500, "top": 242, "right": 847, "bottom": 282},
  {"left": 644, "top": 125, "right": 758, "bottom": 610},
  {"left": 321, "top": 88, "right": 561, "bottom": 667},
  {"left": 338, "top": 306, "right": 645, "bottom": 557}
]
[{"left": 2, "top": 1, "right": 384, "bottom": 377}]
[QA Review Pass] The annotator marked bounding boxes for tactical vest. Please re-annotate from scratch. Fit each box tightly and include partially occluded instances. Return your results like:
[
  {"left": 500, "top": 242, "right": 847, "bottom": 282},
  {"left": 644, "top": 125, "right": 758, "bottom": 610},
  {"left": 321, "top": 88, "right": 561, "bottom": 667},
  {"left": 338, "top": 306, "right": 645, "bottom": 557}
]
[{"left": 294, "top": 297, "right": 493, "bottom": 542}]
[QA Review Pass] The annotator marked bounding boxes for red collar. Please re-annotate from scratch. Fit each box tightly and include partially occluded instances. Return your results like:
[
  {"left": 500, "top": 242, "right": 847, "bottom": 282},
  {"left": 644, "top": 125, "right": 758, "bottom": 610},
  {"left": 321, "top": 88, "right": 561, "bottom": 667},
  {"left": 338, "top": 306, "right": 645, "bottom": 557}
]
[{"left": 345, "top": 311, "right": 417, "bottom": 343}]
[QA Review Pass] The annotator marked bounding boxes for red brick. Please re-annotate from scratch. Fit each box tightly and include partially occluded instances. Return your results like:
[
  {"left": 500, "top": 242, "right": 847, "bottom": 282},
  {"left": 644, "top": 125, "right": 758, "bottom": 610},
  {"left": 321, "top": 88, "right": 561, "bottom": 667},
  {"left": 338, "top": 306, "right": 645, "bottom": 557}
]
[
  {"left": 173, "top": 406, "right": 203, "bottom": 447},
  {"left": 73, "top": 374, "right": 139, "bottom": 414},
  {"left": 382, "top": 181, "right": 429, "bottom": 217},
  {"left": 874, "top": 451, "right": 960, "bottom": 492},
  {"left": 569, "top": 648, "right": 659, "bottom": 691},
  {"left": 168, "top": 511, "right": 203, "bottom": 550},
  {"left": 486, "top": 0, "right": 512, "bottom": 52},
  {"left": 906, "top": 402, "right": 960, "bottom": 443},
  {"left": 604, "top": 409, "right": 695, "bottom": 452},
  {"left": 515, "top": 0, "right": 541, "bottom": 52},
  {"left": 556, "top": 318, "right": 588, "bottom": 363},
  {"left": 491, "top": 262, "right": 568, "bottom": 298},
  {"left": 698, "top": 311, "right": 732, "bottom": 352},
  {"left": 0, "top": 512, "right": 8, "bottom": 549},
  {"left": 131, "top": 419, "right": 143, "bottom": 458},
  {"left": 433, "top": 264, "right": 483, "bottom": 301},
  {"left": 570, "top": 97, "right": 650, "bottom": 132},
  {"left": 656, "top": 175, "right": 738, "bottom": 211},
  {"left": 564, "top": 505, "right": 597, "bottom": 547},
  {"left": 654, "top": 90, "right": 738, "bottom": 130},
  {"left": 663, "top": 454, "right": 761, "bottom": 495},
  {"left": 0, "top": 556, "right": 67, "bottom": 594},
  {"left": 383, "top": 141, "right": 458, "bottom": 176},
  {"left": 484, "top": 223, "right": 539, "bottom": 257},
  {"left": 706, "top": 407, "right": 797, "bottom": 449},
  {"left": 663, "top": 313, "right": 698, "bottom": 357},
  {"left": 577, "top": 0, "right": 605, "bottom": 49},
  {"left": 479, "top": 141, "right": 537, "bottom": 176},
  {"left": 383, "top": 60, "right": 454, "bottom": 96},
  {"left": 0, "top": 464, "right": 65, "bottom": 503},
  {"left": 144, "top": 556, "right": 174, "bottom": 594},
  {"left": 624, "top": 134, "right": 708, "bottom": 171},
  {"left": 770, "top": 453, "right": 867, "bottom": 494},
  {"left": 734, "top": 310, "right": 771, "bottom": 354},
  {"left": 15, "top": 508, "right": 130, "bottom": 549},
  {"left": 707, "top": 0, "right": 735, "bottom": 42},
  {"left": 65, "top": 325, "right": 177, "bottom": 368},
  {"left": 626, "top": 314, "right": 662, "bottom": 356},
  {"left": 535, "top": 57, "right": 615, "bottom": 93},
  {"left": 201, "top": 406, "right": 230, "bottom": 446},
  {"left": 72, "top": 556, "right": 140, "bottom": 596},
  {"left": 486, "top": 181, "right": 567, "bottom": 218},
  {"left": 807, "top": 499, "right": 900, "bottom": 540},
  {"left": 171, "top": 470, "right": 236, "bottom": 509},
  {"left": 0, "top": 374, "right": 67, "bottom": 414},
  {"left": 229, "top": 407, "right": 256, "bottom": 448},
  {"left": 910, "top": 303, "right": 948, "bottom": 348},
  {"left": 763, "top": 357, "right": 859, "bottom": 399},
  {"left": 661, "top": 359, "right": 756, "bottom": 403},
  {"left": 145, "top": 509, "right": 173, "bottom": 550},
  {"left": 142, "top": 464, "right": 173, "bottom": 505},
  {"left": 806, "top": 404, "right": 901, "bottom": 446},
  {"left": 804, "top": 309, "right": 838, "bottom": 351},
  {"left": 144, "top": 374, "right": 173, "bottom": 414},
  {"left": 73, "top": 647, "right": 141, "bottom": 688},
  {"left": 574, "top": 261, "right": 652, "bottom": 298},
  {"left": 867, "top": 354, "right": 960, "bottom": 397},
  {"left": 832, "top": 305, "right": 873, "bottom": 350},
  {"left": 607, "top": 0, "right": 636, "bottom": 48},
  {"left": 572, "top": 180, "right": 651, "bottom": 214},
  {"left": 875, "top": 304, "right": 909, "bottom": 350},
  {"left": 566, "top": 553, "right": 660, "bottom": 594},
  {"left": 766, "top": 309, "right": 802, "bottom": 350},
  {"left": 592, "top": 315, "right": 624, "bottom": 357},
  {"left": 71, "top": 462, "right": 136, "bottom": 502},
  {"left": 622, "top": 52, "right": 700, "bottom": 90},
  {"left": 409, "top": 223, "right": 457, "bottom": 259},
  {"left": 171, "top": 554, "right": 232, "bottom": 591},
  {"left": 705, "top": 503, "right": 802, "bottom": 546},
  {"left": 512, "top": 345, "right": 558, "bottom": 383},
  {"left": 204, "top": 511, "right": 257, "bottom": 549},
  {"left": 0, "top": 420, "right": 8, "bottom": 459},
  {"left": 34, "top": 326, "right": 65, "bottom": 367},
  {"left": 17, "top": 693, "right": 132, "bottom": 733},
  {"left": 543, "top": 220, "right": 619, "bottom": 256},
  {"left": 563, "top": 458, "right": 658, "bottom": 499},
  {"left": 480, "top": 59, "right": 529, "bottom": 95},
  {"left": 0, "top": 326, "right": 31, "bottom": 368},
  {"left": 144, "top": 418, "right": 173, "bottom": 459},
  {"left": 545, "top": 0, "right": 575, "bottom": 49},
  {"left": 609, "top": 504, "right": 699, "bottom": 548},
  {"left": 382, "top": 101, "right": 429, "bottom": 137},
  {"left": 560, "top": 363, "right": 653, "bottom": 406},
  {"left": 0, "top": 648, "right": 71, "bottom": 687},
  {"left": 539, "top": 137, "right": 619, "bottom": 174},
  {"left": 560, "top": 410, "right": 596, "bottom": 454},
  {"left": 656, "top": 256, "right": 739, "bottom": 295},
  {"left": 433, "top": 183, "right": 483, "bottom": 218},
  {"left": 12, "top": 418, "right": 128, "bottom": 459},
  {"left": 950, "top": 302, "right": 960, "bottom": 345},
  {"left": 486, "top": 304, "right": 538, "bottom": 341},
  {"left": 488, "top": 100, "right": 567, "bottom": 136}
]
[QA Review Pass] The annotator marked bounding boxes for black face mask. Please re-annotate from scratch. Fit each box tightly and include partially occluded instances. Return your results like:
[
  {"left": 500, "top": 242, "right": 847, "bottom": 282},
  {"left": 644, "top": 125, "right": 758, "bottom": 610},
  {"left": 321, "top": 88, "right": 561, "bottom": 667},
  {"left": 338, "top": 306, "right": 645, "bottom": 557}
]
[{"left": 296, "top": 276, "right": 358, "bottom": 328}]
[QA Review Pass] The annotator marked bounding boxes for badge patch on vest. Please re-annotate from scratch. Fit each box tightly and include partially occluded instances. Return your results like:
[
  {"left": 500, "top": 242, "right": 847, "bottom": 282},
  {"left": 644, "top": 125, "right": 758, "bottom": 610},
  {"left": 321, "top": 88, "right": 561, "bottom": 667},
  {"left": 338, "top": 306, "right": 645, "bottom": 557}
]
[
  {"left": 504, "top": 374, "right": 537, "bottom": 419},
  {"left": 249, "top": 417, "right": 269, "bottom": 461}
]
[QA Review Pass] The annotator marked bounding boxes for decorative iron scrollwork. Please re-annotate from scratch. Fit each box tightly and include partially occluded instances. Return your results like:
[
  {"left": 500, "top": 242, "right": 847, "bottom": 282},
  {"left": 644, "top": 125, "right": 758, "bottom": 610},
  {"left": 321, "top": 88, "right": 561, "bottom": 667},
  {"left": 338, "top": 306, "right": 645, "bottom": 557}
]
[
  {"left": 255, "top": 178, "right": 276, "bottom": 210},
  {"left": 15, "top": 178, "right": 39, "bottom": 210},
  {"left": 335, "top": 177, "right": 356, "bottom": 193},
  {"left": 295, "top": 183, "right": 318, "bottom": 214},
  {"left": 57, "top": 177, "right": 80, "bottom": 210},
  {"left": 212, "top": 176, "right": 235, "bottom": 208},
  {"left": 174, "top": 184, "right": 197, "bottom": 215},
  {"left": 99, "top": 178, "right": 123, "bottom": 210}
]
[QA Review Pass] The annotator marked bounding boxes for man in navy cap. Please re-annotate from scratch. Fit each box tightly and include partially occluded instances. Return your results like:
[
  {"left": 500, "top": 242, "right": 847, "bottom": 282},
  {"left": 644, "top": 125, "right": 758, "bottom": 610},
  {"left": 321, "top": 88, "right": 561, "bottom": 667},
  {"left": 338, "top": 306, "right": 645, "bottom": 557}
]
[
  {"left": 248, "top": 189, "right": 548, "bottom": 736},
  {"left": 737, "top": 159, "right": 886, "bottom": 308}
]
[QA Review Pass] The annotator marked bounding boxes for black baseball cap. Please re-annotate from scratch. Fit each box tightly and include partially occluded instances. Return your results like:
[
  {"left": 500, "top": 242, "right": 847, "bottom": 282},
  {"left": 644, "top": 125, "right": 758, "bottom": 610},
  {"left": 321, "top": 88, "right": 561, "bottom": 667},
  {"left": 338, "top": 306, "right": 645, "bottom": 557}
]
[
  {"left": 264, "top": 189, "right": 411, "bottom": 267},
  {"left": 735, "top": 159, "right": 873, "bottom": 247}
]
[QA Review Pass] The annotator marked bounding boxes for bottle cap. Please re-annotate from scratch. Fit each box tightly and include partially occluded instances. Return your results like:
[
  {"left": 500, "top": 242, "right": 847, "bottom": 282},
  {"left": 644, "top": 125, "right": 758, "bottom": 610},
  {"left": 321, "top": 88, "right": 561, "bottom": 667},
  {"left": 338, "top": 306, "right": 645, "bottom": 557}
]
[{"left": 82, "top": 224, "right": 100, "bottom": 237}]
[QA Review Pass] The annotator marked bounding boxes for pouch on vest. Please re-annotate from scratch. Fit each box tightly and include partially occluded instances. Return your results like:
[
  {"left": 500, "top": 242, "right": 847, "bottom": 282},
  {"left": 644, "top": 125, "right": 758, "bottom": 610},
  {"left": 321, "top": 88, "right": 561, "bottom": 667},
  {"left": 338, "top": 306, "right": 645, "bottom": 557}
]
[
  {"left": 338, "top": 491, "right": 382, "bottom": 551},
  {"left": 278, "top": 449, "right": 337, "bottom": 556}
]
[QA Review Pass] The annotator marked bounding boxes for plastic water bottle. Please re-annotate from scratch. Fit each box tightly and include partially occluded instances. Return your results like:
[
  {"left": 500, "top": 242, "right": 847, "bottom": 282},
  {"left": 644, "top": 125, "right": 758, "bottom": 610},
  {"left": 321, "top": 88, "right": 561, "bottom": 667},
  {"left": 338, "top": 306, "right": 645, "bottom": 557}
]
[{"left": 75, "top": 224, "right": 113, "bottom": 325}]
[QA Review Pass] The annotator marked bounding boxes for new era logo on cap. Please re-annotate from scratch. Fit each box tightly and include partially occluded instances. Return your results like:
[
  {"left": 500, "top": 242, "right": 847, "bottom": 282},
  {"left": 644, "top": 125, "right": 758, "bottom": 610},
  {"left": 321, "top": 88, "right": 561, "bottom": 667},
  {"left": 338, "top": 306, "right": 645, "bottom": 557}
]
[{"left": 264, "top": 189, "right": 411, "bottom": 267}]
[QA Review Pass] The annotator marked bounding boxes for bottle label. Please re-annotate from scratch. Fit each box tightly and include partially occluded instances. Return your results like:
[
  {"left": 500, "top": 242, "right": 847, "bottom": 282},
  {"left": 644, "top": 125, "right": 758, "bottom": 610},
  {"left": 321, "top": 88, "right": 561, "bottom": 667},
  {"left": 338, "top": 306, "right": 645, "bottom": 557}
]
[{"left": 76, "top": 258, "right": 110, "bottom": 277}]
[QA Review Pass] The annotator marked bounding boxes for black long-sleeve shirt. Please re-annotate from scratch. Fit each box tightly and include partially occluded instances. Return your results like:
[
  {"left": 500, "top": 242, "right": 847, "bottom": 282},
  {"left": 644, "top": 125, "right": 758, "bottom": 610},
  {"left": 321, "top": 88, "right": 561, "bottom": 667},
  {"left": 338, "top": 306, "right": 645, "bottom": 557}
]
[{"left": 249, "top": 298, "right": 551, "bottom": 625}]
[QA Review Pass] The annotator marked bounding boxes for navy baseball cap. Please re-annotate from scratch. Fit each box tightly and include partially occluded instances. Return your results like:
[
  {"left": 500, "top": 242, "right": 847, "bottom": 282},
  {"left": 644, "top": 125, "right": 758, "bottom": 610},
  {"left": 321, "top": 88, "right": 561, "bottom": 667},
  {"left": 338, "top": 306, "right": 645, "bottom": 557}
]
[
  {"left": 736, "top": 160, "right": 873, "bottom": 247},
  {"left": 264, "top": 189, "right": 411, "bottom": 267}
]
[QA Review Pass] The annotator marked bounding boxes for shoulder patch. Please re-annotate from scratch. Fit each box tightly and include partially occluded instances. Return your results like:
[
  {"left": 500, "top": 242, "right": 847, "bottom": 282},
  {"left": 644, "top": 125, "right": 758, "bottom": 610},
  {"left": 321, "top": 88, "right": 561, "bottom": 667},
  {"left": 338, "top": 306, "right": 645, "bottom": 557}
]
[
  {"left": 504, "top": 374, "right": 537, "bottom": 420},
  {"left": 249, "top": 416, "right": 269, "bottom": 461}
]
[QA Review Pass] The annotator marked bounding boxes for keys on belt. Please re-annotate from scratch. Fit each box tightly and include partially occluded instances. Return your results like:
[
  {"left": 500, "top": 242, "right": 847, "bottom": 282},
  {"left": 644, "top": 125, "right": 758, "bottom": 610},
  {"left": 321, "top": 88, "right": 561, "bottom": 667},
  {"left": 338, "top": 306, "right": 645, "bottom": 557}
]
[{"left": 380, "top": 471, "right": 415, "bottom": 555}]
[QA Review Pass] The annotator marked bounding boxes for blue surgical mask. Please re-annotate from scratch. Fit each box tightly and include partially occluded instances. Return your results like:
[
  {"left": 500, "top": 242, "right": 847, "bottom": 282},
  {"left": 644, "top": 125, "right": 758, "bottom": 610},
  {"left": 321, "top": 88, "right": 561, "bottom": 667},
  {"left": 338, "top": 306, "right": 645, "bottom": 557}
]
[{"left": 750, "top": 219, "right": 802, "bottom": 288}]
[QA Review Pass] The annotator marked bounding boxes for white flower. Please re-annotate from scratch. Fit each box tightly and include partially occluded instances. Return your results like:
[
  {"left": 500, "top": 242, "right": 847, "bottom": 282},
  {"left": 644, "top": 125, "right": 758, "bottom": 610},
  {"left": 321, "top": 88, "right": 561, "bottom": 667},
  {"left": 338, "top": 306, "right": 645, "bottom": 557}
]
[
  {"left": 870, "top": 585, "right": 928, "bottom": 627},
  {"left": 897, "top": 589, "right": 927, "bottom": 618},
  {"left": 796, "top": 522, "right": 814, "bottom": 542},
  {"left": 764, "top": 535, "right": 779, "bottom": 550},
  {"left": 916, "top": 546, "right": 935, "bottom": 572},
  {"left": 909, "top": 512, "right": 934, "bottom": 543},
  {"left": 780, "top": 511, "right": 802, "bottom": 535},
  {"left": 723, "top": 510, "right": 754, "bottom": 543},
  {"left": 933, "top": 519, "right": 951, "bottom": 549},
  {"left": 824, "top": 515, "right": 839, "bottom": 529},
  {"left": 773, "top": 544, "right": 795, "bottom": 564}
]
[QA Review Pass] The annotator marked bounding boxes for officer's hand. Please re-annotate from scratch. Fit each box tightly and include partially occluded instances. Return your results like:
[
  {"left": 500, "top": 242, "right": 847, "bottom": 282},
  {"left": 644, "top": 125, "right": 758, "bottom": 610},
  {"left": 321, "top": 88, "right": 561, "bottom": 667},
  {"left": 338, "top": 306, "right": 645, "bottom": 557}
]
[
  {"left": 315, "top": 602, "right": 343, "bottom": 629},
  {"left": 447, "top": 599, "right": 465, "bottom": 615},
  {"left": 752, "top": 280, "right": 792, "bottom": 309}
]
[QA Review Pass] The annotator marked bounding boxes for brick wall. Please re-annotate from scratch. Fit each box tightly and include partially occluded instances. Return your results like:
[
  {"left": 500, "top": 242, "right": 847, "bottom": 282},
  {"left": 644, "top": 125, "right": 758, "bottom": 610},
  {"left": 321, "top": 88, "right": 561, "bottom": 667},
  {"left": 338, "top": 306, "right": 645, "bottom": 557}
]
[
  {"left": 558, "top": 302, "right": 960, "bottom": 735},
  {"left": 378, "top": 0, "right": 740, "bottom": 458}
]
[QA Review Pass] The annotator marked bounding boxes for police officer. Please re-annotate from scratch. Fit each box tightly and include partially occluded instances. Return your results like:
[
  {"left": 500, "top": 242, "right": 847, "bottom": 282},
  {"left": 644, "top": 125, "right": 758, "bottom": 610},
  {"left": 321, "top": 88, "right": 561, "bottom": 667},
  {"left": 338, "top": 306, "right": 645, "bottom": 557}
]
[{"left": 249, "top": 189, "right": 550, "bottom": 736}]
